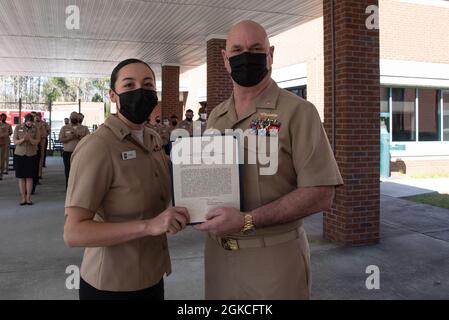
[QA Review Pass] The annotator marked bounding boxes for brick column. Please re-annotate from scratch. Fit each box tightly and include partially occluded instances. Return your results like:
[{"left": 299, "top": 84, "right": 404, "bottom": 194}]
[
  {"left": 206, "top": 37, "right": 233, "bottom": 114},
  {"left": 161, "top": 64, "right": 181, "bottom": 119},
  {"left": 323, "top": 0, "right": 380, "bottom": 245}
]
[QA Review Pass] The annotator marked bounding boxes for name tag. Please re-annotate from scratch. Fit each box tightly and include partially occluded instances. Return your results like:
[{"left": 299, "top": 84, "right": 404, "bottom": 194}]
[
  {"left": 122, "top": 150, "right": 137, "bottom": 160},
  {"left": 19, "top": 129, "right": 24, "bottom": 132}
]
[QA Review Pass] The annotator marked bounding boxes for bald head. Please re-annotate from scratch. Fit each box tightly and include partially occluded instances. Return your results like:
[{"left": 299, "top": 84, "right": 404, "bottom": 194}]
[{"left": 226, "top": 20, "right": 270, "bottom": 52}]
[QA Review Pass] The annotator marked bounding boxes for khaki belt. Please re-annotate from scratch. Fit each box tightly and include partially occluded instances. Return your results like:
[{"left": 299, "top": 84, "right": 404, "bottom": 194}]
[{"left": 210, "top": 227, "right": 304, "bottom": 251}]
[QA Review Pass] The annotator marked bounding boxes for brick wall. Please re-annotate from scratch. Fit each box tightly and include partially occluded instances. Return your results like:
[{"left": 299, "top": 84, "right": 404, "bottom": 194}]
[
  {"left": 162, "top": 65, "right": 182, "bottom": 119},
  {"left": 206, "top": 38, "right": 233, "bottom": 114},
  {"left": 392, "top": 159, "right": 449, "bottom": 176},
  {"left": 323, "top": 0, "right": 380, "bottom": 246},
  {"left": 379, "top": 0, "right": 449, "bottom": 64}
]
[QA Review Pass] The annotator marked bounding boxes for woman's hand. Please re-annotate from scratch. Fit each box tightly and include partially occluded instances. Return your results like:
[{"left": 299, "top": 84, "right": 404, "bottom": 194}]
[{"left": 146, "top": 207, "right": 190, "bottom": 236}]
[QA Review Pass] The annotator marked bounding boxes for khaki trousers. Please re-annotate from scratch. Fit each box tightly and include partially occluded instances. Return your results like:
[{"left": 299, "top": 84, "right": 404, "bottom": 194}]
[
  {"left": 204, "top": 227, "right": 311, "bottom": 300},
  {"left": 0, "top": 143, "right": 8, "bottom": 173}
]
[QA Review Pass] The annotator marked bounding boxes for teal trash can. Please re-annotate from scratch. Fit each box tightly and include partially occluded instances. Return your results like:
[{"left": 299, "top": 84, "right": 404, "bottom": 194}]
[{"left": 380, "top": 120, "right": 390, "bottom": 178}]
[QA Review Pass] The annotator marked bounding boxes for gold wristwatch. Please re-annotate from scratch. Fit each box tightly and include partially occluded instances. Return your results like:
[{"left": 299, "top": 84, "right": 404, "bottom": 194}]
[{"left": 241, "top": 213, "right": 256, "bottom": 235}]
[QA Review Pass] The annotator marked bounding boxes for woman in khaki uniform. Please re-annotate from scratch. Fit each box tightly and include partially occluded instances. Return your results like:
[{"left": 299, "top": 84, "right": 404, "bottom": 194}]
[
  {"left": 64, "top": 59, "right": 190, "bottom": 300},
  {"left": 13, "top": 114, "right": 41, "bottom": 205}
]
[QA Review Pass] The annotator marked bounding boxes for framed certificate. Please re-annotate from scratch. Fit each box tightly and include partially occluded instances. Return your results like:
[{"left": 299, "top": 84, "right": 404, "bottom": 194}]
[{"left": 170, "top": 134, "right": 242, "bottom": 225}]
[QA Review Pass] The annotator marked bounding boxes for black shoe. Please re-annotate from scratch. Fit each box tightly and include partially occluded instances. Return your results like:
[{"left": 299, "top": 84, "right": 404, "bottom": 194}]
[
  {"left": 27, "top": 202, "right": 34, "bottom": 206},
  {"left": 4, "top": 171, "right": 8, "bottom": 175},
  {"left": 20, "top": 202, "right": 27, "bottom": 206}
]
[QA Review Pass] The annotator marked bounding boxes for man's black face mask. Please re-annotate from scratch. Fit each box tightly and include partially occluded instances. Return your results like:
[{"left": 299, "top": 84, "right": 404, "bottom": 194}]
[{"left": 229, "top": 52, "right": 268, "bottom": 87}]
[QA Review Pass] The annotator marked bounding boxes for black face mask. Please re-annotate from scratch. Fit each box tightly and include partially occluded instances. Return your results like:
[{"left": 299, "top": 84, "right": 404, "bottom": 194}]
[
  {"left": 229, "top": 52, "right": 268, "bottom": 87},
  {"left": 156, "top": 119, "right": 161, "bottom": 124},
  {"left": 172, "top": 120, "right": 178, "bottom": 127},
  {"left": 70, "top": 119, "right": 78, "bottom": 125},
  {"left": 116, "top": 88, "right": 158, "bottom": 125},
  {"left": 186, "top": 117, "right": 193, "bottom": 122}
]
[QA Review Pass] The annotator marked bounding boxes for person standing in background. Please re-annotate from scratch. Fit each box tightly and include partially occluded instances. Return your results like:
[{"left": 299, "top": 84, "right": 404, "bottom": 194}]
[
  {"left": 176, "top": 109, "right": 194, "bottom": 137},
  {"left": 196, "top": 107, "right": 208, "bottom": 136},
  {"left": 13, "top": 114, "right": 41, "bottom": 205},
  {"left": 78, "top": 113, "right": 91, "bottom": 139},
  {"left": 29, "top": 112, "right": 41, "bottom": 195},
  {"left": 0, "top": 113, "right": 12, "bottom": 177},
  {"left": 41, "top": 118, "right": 50, "bottom": 168},
  {"left": 59, "top": 112, "right": 90, "bottom": 188},
  {"left": 34, "top": 113, "right": 49, "bottom": 180}
]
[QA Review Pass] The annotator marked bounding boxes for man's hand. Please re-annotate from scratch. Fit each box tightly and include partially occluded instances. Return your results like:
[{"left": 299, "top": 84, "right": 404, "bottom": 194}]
[{"left": 194, "top": 207, "right": 245, "bottom": 236}]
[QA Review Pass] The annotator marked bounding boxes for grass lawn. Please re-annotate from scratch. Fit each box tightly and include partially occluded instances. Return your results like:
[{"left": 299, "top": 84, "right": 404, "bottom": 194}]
[{"left": 402, "top": 193, "right": 449, "bottom": 210}]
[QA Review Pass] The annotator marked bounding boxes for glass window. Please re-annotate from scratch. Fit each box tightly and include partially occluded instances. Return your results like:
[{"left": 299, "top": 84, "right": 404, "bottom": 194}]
[
  {"left": 444, "top": 91, "right": 449, "bottom": 141},
  {"left": 418, "top": 89, "right": 440, "bottom": 141},
  {"left": 285, "top": 86, "right": 307, "bottom": 99},
  {"left": 380, "top": 87, "right": 389, "bottom": 113},
  {"left": 380, "top": 87, "right": 390, "bottom": 133},
  {"left": 392, "top": 88, "right": 416, "bottom": 142}
]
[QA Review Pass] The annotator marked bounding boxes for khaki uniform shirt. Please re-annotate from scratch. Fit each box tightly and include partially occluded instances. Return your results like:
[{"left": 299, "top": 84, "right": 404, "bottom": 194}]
[
  {"left": 207, "top": 80, "right": 343, "bottom": 237},
  {"left": 13, "top": 124, "right": 39, "bottom": 156},
  {"left": 176, "top": 119, "right": 194, "bottom": 137},
  {"left": 59, "top": 124, "right": 90, "bottom": 152},
  {"left": 39, "top": 121, "right": 50, "bottom": 140},
  {"left": 65, "top": 115, "right": 172, "bottom": 292},
  {"left": 0, "top": 122, "right": 12, "bottom": 145},
  {"left": 154, "top": 123, "right": 171, "bottom": 146}
]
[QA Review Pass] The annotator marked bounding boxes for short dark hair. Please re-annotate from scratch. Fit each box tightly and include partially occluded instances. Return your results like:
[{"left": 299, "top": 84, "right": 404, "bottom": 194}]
[
  {"left": 170, "top": 114, "right": 178, "bottom": 119},
  {"left": 110, "top": 58, "right": 156, "bottom": 91},
  {"left": 186, "top": 109, "right": 193, "bottom": 113},
  {"left": 24, "top": 114, "right": 34, "bottom": 122}
]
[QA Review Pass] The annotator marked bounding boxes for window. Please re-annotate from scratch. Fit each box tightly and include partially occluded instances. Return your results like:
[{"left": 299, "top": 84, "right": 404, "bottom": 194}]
[
  {"left": 380, "top": 87, "right": 390, "bottom": 133},
  {"left": 285, "top": 86, "right": 307, "bottom": 99},
  {"left": 418, "top": 89, "right": 441, "bottom": 141},
  {"left": 444, "top": 91, "right": 449, "bottom": 141},
  {"left": 392, "top": 88, "right": 416, "bottom": 142}
]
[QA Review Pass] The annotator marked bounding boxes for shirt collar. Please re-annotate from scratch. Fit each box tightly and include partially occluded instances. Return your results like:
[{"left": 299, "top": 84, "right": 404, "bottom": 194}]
[{"left": 104, "top": 115, "right": 132, "bottom": 141}]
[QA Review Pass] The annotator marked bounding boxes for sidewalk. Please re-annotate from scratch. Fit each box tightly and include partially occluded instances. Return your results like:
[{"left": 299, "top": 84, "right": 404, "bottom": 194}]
[
  {"left": 0, "top": 157, "right": 448, "bottom": 299},
  {"left": 381, "top": 176, "right": 449, "bottom": 198}
]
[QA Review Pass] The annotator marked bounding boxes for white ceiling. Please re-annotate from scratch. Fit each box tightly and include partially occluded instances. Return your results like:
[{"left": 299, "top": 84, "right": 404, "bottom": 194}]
[{"left": 0, "top": 0, "right": 322, "bottom": 79}]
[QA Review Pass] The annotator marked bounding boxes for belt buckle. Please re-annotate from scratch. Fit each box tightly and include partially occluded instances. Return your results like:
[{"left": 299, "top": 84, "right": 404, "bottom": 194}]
[{"left": 221, "top": 238, "right": 239, "bottom": 251}]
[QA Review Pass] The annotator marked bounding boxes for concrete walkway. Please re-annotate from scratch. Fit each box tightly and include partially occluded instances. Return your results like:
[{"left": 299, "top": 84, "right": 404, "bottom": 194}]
[
  {"left": 0, "top": 157, "right": 448, "bottom": 299},
  {"left": 381, "top": 177, "right": 449, "bottom": 198}
]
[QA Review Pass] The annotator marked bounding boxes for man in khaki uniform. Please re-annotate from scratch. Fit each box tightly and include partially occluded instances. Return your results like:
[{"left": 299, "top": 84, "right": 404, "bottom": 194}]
[
  {"left": 0, "top": 113, "right": 12, "bottom": 177},
  {"left": 154, "top": 119, "right": 171, "bottom": 151},
  {"left": 78, "top": 113, "right": 91, "bottom": 137},
  {"left": 176, "top": 109, "right": 194, "bottom": 136},
  {"left": 196, "top": 107, "right": 208, "bottom": 136},
  {"left": 195, "top": 21, "right": 343, "bottom": 300},
  {"left": 59, "top": 111, "right": 90, "bottom": 188},
  {"left": 34, "top": 113, "right": 50, "bottom": 179}
]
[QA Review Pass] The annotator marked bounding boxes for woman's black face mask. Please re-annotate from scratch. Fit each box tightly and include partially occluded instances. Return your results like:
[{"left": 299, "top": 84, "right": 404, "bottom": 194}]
[
  {"left": 228, "top": 52, "right": 268, "bottom": 87},
  {"left": 115, "top": 88, "right": 158, "bottom": 125}
]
